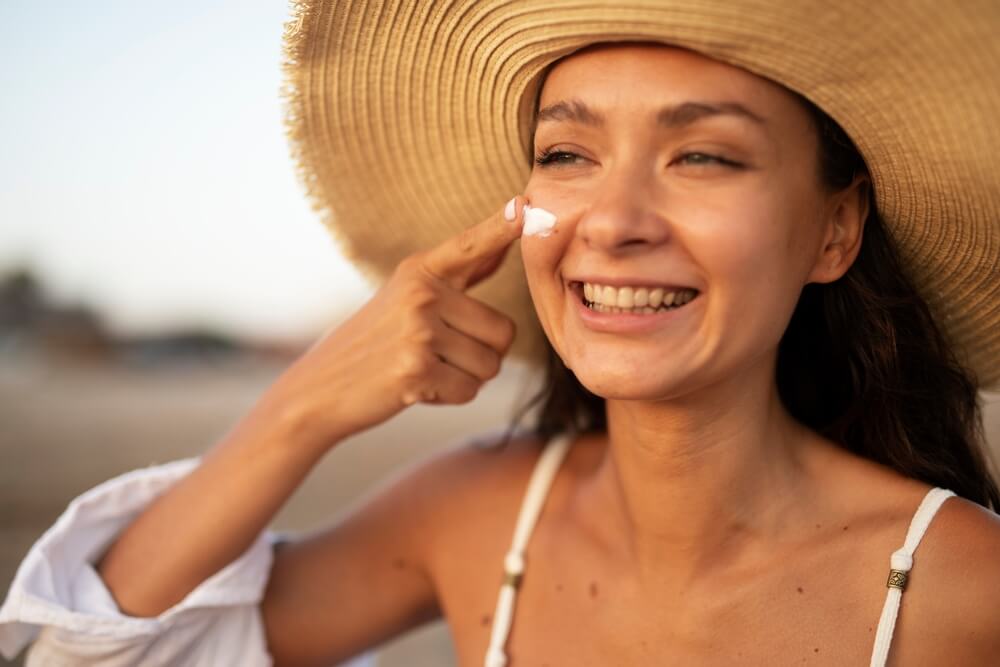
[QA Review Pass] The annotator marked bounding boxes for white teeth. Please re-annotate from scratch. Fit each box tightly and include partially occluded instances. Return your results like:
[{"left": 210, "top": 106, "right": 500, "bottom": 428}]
[
  {"left": 616, "top": 286, "right": 634, "bottom": 308},
  {"left": 580, "top": 281, "right": 698, "bottom": 314}
]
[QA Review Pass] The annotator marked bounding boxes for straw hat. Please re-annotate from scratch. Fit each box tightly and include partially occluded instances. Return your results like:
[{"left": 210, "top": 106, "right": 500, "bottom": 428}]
[{"left": 280, "top": 0, "right": 1000, "bottom": 388}]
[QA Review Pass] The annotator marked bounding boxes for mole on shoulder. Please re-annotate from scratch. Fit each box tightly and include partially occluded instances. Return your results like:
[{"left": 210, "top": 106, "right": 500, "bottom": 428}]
[
  {"left": 842, "top": 525, "right": 849, "bottom": 531},
  {"left": 589, "top": 581, "right": 599, "bottom": 598},
  {"left": 796, "top": 586, "right": 804, "bottom": 594},
  {"left": 813, "top": 647, "right": 820, "bottom": 653},
  {"left": 481, "top": 614, "right": 491, "bottom": 627},
  {"left": 392, "top": 557, "right": 406, "bottom": 570}
]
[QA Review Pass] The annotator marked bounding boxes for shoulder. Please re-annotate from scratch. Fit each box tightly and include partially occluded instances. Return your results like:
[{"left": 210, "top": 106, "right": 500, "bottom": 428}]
[
  {"left": 399, "top": 429, "right": 599, "bottom": 521},
  {"left": 921, "top": 493, "right": 1000, "bottom": 608},
  {"left": 894, "top": 491, "right": 1000, "bottom": 662},
  {"left": 400, "top": 428, "right": 552, "bottom": 503},
  {"left": 384, "top": 429, "right": 556, "bottom": 541},
  {"left": 929, "top": 491, "right": 1000, "bottom": 552},
  {"left": 387, "top": 429, "right": 566, "bottom": 581},
  {"left": 313, "top": 429, "right": 556, "bottom": 569},
  {"left": 813, "top": 442, "right": 1000, "bottom": 661}
]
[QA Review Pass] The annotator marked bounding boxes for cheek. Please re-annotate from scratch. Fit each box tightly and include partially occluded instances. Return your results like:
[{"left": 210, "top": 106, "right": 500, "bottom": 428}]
[
  {"left": 520, "top": 184, "right": 581, "bottom": 291},
  {"left": 677, "top": 184, "right": 817, "bottom": 351},
  {"left": 519, "top": 188, "right": 585, "bottom": 353},
  {"left": 520, "top": 217, "right": 572, "bottom": 332},
  {"left": 671, "top": 180, "right": 809, "bottom": 285}
]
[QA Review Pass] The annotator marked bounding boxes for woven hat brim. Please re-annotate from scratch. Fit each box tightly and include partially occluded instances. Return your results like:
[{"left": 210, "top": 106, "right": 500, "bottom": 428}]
[{"left": 282, "top": 0, "right": 1000, "bottom": 388}]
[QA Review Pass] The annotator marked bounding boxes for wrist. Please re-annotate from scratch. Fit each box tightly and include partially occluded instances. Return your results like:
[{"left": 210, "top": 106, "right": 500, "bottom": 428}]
[{"left": 244, "top": 381, "right": 350, "bottom": 460}]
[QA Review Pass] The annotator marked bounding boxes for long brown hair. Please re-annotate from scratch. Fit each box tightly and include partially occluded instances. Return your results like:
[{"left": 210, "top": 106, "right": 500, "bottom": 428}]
[{"left": 506, "top": 71, "right": 1000, "bottom": 510}]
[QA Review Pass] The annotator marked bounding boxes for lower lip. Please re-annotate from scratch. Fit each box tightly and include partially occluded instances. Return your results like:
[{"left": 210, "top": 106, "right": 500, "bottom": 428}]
[{"left": 572, "top": 290, "right": 700, "bottom": 334}]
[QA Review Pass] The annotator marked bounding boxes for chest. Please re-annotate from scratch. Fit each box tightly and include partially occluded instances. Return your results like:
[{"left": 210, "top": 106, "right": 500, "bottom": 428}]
[{"left": 436, "top": 520, "right": 899, "bottom": 666}]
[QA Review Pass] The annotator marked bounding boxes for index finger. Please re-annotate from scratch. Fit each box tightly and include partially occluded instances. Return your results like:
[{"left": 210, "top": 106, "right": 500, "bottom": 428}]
[{"left": 421, "top": 196, "right": 525, "bottom": 290}]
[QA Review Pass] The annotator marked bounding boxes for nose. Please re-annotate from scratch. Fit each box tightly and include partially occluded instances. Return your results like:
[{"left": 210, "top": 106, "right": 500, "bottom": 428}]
[{"left": 575, "top": 167, "right": 670, "bottom": 254}]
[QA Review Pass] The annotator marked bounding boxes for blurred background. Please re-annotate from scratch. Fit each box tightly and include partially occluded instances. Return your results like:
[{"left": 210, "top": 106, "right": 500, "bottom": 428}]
[{"left": 0, "top": 3, "right": 998, "bottom": 667}]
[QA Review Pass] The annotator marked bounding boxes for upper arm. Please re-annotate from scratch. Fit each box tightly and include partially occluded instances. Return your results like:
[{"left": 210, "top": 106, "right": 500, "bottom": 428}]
[
  {"left": 893, "top": 495, "right": 1000, "bottom": 664},
  {"left": 938, "top": 499, "right": 1000, "bottom": 658},
  {"left": 259, "top": 432, "right": 537, "bottom": 667}
]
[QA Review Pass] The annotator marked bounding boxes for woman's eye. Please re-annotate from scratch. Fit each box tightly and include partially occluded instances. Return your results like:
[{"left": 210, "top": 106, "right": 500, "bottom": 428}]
[
  {"left": 533, "top": 150, "right": 585, "bottom": 168},
  {"left": 533, "top": 149, "right": 743, "bottom": 170},
  {"left": 674, "top": 152, "right": 741, "bottom": 168}
]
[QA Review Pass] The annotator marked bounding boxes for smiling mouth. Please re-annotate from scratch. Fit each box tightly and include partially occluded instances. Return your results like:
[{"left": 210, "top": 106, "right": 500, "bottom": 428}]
[{"left": 571, "top": 281, "right": 700, "bottom": 314}]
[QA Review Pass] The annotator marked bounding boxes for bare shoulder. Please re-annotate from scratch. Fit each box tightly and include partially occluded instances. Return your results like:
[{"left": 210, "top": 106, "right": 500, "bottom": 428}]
[
  {"left": 383, "top": 429, "right": 555, "bottom": 539},
  {"left": 401, "top": 429, "right": 602, "bottom": 522},
  {"left": 388, "top": 429, "right": 565, "bottom": 582},
  {"left": 260, "top": 432, "right": 556, "bottom": 664},
  {"left": 892, "top": 490, "right": 1000, "bottom": 662},
  {"left": 804, "top": 441, "right": 1000, "bottom": 661}
]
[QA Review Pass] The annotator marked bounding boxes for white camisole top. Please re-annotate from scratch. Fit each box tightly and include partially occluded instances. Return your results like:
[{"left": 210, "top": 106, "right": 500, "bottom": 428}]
[{"left": 483, "top": 432, "right": 956, "bottom": 667}]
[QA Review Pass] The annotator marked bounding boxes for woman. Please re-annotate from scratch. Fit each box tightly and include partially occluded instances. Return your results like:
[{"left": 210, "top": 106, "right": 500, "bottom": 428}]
[{"left": 3, "top": 2, "right": 1000, "bottom": 666}]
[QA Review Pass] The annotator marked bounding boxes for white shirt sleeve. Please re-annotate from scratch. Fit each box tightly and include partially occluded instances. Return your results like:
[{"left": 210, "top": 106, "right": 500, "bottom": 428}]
[{"left": 0, "top": 458, "right": 279, "bottom": 666}]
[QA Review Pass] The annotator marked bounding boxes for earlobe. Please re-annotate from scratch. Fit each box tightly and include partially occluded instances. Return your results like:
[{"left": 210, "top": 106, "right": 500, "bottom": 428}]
[{"left": 807, "top": 175, "right": 870, "bottom": 285}]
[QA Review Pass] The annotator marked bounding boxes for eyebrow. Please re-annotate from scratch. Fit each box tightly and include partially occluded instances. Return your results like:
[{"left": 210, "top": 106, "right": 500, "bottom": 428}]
[{"left": 535, "top": 98, "right": 766, "bottom": 129}]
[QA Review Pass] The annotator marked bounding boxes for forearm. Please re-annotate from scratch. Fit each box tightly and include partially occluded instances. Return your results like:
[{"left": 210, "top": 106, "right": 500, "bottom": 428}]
[
  {"left": 95, "top": 391, "right": 333, "bottom": 618},
  {"left": 93, "top": 198, "right": 524, "bottom": 621}
]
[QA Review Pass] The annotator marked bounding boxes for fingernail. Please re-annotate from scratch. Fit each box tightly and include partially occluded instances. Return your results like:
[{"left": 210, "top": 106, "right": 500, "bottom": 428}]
[{"left": 504, "top": 197, "right": 517, "bottom": 222}]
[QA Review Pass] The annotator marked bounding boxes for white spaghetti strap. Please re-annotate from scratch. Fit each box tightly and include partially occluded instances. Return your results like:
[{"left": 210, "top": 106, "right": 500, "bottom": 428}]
[
  {"left": 869, "top": 487, "right": 955, "bottom": 667},
  {"left": 484, "top": 432, "right": 574, "bottom": 667}
]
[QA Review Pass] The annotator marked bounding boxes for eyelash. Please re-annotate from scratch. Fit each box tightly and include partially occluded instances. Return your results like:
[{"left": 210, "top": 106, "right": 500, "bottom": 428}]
[{"left": 532, "top": 148, "right": 743, "bottom": 169}]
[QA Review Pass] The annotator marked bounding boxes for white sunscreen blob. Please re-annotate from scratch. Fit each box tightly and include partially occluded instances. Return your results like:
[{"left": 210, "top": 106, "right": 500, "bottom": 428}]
[{"left": 522, "top": 205, "right": 557, "bottom": 237}]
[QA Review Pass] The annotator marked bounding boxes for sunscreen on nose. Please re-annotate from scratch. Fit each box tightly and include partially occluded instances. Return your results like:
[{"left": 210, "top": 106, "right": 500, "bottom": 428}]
[{"left": 522, "top": 205, "right": 557, "bottom": 237}]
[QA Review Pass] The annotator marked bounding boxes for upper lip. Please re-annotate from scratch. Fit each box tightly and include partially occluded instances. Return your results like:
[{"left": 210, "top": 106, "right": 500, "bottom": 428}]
[{"left": 567, "top": 275, "right": 700, "bottom": 292}]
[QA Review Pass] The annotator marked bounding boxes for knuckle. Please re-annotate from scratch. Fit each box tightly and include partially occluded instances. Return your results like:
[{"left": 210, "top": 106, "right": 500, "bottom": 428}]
[
  {"left": 399, "top": 308, "right": 437, "bottom": 343},
  {"left": 406, "top": 321, "right": 435, "bottom": 346},
  {"left": 398, "top": 348, "right": 436, "bottom": 381},
  {"left": 401, "top": 279, "right": 438, "bottom": 310},
  {"left": 397, "top": 253, "right": 423, "bottom": 274},
  {"left": 410, "top": 319, "right": 435, "bottom": 350},
  {"left": 455, "top": 228, "right": 478, "bottom": 256}
]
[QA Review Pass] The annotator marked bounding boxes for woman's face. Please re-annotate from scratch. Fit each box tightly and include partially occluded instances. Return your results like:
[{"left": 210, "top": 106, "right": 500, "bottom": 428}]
[{"left": 522, "top": 42, "right": 847, "bottom": 400}]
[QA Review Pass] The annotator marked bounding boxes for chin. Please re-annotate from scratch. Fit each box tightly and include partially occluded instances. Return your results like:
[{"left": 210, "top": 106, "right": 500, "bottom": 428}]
[{"left": 566, "top": 353, "right": 689, "bottom": 401}]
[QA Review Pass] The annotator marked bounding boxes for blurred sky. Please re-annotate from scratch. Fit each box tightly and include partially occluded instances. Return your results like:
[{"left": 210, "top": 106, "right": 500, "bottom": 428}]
[{"left": 0, "top": 1, "right": 372, "bottom": 343}]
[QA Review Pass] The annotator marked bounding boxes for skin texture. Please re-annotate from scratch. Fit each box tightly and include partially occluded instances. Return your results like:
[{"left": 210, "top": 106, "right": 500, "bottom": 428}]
[
  {"left": 90, "top": 42, "right": 1000, "bottom": 667},
  {"left": 518, "top": 43, "right": 863, "bottom": 576}
]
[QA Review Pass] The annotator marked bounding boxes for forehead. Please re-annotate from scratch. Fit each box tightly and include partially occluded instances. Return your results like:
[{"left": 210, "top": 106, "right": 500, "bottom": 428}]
[{"left": 538, "top": 42, "right": 806, "bottom": 128}]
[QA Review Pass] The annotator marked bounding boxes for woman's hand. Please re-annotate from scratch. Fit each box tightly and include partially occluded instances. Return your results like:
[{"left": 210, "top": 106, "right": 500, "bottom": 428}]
[{"left": 259, "top": 196, "right": 527, "bottom": 452}]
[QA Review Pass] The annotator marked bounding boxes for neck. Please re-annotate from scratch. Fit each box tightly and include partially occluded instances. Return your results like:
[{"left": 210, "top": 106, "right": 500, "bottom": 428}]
[{"left": 582, "top": 359, "right": 825, "bottom": 586}]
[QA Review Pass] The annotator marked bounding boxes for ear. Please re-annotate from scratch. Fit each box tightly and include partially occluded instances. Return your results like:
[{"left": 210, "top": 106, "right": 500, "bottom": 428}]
[{"left": 806, "top": 174, "right": 870, "bottom": 285}]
